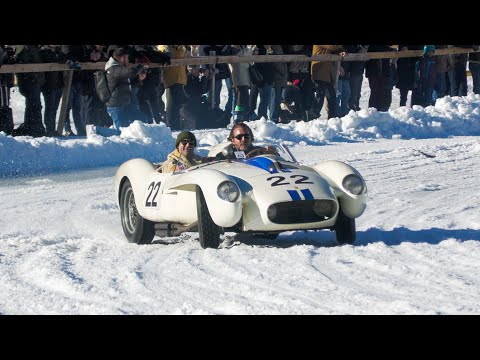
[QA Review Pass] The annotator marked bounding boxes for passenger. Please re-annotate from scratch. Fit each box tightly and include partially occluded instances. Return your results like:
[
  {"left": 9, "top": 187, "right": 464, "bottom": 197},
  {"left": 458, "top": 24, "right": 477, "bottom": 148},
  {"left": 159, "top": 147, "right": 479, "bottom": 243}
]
[{"left": 160, "top": 131, "right": 204, "bottom": 173}]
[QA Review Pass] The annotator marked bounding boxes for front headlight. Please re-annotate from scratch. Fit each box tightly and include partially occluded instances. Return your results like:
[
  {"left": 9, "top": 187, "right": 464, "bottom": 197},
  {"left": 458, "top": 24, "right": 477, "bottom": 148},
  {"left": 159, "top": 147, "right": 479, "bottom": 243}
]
[
  {"left": 217, "top": 181, "right": 240, "bottom": 202},
  {"left": 342, "top": 174, "right": 364, "bottom": 195}
]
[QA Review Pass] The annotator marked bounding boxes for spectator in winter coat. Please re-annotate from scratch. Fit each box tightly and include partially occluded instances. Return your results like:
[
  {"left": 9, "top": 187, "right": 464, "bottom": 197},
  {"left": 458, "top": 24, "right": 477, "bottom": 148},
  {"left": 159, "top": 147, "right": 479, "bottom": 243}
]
[
  {"left": 411, "top": 45, "right": 438, "bottom": 107},
  {"left": 104, "top": 48, "right": 147, "bottom": 130},
  {"left": 311, "top": 45, "right": 344, "bottom": 119},
  {"left": 365, "top": 45, "right": 396, "bottom": 112},
  {"left": 199, "top": 45, "right": 233, "bottom": 113},
  {"left": 82, "top": 45, "right": 112, "bottom": 128},
  {"left": 0, "top": 45, "right": 15, "bottom": 135},
  {"left": 157, "top": 45, "right": 187, "bottom": 130},
  {"left": 434, "top": 45, "right": 454, "bottom": 99},
  {"left": 283, "top": 45, "right": 315, "bottom": 120},
  {"left": 395, "top": 45, "right": 423, "bottom": 107},
  {"left": 180, "top": 65, "right": 210, "bottom": 129},
  {"left": 279, "top": 81, "right": 304, "bottom": 122},
  {"left": 132, "top": 45, "right": 170, "bottom": 125},
  {"left": 451, "top": 45, "right": 477, "bottom": 96},
  {"left": 268, "top": 45, "right": 288, "bottom": 122},
  {"left": 345, "top": 45, "right": 367, "bottom": 112},
  {"left": 11, "top": 45, "right": 46, "bottom": 137},
  {"left": 469, "top": 46, "right": 480, "bottom": 94},
  {"left": 39, "top": 45, "right": 65, "bottom": 136},
  {"left": 61, "top": 45, "right": 89, "bottom": 136},
  {"left": 250, "top": 45, "right": 275, "bottom": 120},
  {"left": 229, "top": 45, "right": 252, "bottom": 122}
]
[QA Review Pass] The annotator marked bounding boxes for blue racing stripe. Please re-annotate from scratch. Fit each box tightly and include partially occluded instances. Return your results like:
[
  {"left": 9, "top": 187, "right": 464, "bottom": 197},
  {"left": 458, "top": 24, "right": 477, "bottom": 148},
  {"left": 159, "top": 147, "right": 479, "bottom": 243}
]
[
  {"left": 287, "top": 190, "right": 301, "bottom": 201},
  {"left": 300, "top": 189, "right": 314, "bottom": 200}
]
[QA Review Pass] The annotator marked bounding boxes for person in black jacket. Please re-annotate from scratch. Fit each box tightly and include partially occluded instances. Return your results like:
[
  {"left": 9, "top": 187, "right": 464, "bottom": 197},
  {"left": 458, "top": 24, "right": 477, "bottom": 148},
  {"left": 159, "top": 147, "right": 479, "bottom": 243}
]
[
  {"left": 81, "top": 45, "right": 112, "bottom": 128},
  {"left": 345, "top": 45, "right": 367, "bottom": 112},
  {"left": 0, "top": 45, "right": 15, "bottom": 135},
  {"left": 104, "top": 48, "right": 146, "bottom": 129},
  {"left": 61, "top": 45, "right": 90, "bottom": 136},
  {"left": 132, "top": 45, "right": 168, "bottom": 124},
  {"left": 11, "top": 45, "right": 46, "bottom": 137},
  {"left": 40, "top": 45, "right": 65, "bottom": 136},
  {"left": 365, "top": 45, "right": 395, "bottom": 112},
  {"left": 469, "top": 46, "right": 480, "bottom": 94},
  {"left": 395, "top": 45, "right": 423, "bottom": 107},
  {"left": 452, "top": 45, "right": 477, "bottom": 96}
]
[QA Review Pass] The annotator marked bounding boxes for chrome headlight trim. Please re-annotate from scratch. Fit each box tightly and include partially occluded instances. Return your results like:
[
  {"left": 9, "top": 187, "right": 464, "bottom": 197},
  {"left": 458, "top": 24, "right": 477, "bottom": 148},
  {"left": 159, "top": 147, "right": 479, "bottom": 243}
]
[
  {"left": 342, "top": 174, "right": 365, "bottom": 195},
  {"left": 217, "top": 181, "right": 240, "bottom": 202}
]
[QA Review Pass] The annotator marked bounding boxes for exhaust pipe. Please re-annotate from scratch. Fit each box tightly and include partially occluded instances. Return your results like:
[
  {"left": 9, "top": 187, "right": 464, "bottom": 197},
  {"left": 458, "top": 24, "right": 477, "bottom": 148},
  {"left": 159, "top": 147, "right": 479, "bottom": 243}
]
[{"left": 155, "top": 222, "right": 198, "bottom": 237}]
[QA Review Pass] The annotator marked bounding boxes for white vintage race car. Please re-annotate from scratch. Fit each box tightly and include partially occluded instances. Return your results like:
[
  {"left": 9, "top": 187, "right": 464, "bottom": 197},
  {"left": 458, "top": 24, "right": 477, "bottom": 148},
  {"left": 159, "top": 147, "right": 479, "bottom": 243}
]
[{"left": 114, "top": 143, "right": 367, "bottom": 248}]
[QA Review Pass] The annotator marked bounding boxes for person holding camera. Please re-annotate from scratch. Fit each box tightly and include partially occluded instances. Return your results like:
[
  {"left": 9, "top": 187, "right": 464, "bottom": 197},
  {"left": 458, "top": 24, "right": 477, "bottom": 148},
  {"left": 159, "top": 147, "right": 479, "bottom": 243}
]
[{"left": 103, "top": 47, "right": 148, "bottom": 130}]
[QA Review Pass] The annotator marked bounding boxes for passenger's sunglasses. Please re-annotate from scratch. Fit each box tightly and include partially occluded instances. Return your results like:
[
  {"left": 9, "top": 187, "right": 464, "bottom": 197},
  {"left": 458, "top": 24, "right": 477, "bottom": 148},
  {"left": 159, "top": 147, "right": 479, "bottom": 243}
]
[
  {"left": 180, "top": 139, "right": 196, "bottom": 146},
  {"left": 234, "top": 133, "right": 251, "bottom": 140}
]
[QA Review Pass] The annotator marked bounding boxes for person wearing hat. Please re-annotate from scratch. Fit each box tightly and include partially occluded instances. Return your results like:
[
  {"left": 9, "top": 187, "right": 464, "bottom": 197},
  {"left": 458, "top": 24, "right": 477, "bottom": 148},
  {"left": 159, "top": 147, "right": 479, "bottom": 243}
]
[
  {"left": 160, "top": 131, "right": 205, "bottom": 173},
  {"left": 412, "top": 45, "right": 438, "bottom": 107}
]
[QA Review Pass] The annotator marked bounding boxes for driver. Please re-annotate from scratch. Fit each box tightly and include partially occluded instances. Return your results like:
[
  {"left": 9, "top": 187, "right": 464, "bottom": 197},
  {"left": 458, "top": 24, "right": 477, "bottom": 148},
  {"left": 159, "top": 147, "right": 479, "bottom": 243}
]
[
  {"left": 216, "top": 123, "right": 277, "bottom": 160},
  {"left": 160, "top": 131, "right": 205, "bottom": 173}
]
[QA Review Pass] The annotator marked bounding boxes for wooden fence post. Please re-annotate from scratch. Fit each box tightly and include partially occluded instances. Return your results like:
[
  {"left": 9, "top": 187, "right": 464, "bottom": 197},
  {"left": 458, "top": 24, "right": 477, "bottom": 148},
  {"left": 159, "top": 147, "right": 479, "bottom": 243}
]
[
  {"left": 209, "top": 51, "right": 216, "bottom": 109},
  {"left": 56, "top": 71, "right": 73, "bottom": 135}
]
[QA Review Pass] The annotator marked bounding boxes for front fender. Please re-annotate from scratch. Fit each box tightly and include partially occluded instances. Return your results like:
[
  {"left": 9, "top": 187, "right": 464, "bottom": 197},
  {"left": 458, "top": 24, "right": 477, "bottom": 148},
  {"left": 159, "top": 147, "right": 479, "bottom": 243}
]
[
  {"left": 312, "top": 161, "right": 367, "bottom": 218},
  {"left": 168, "top": 168, "right": 243, "bottom": 228},
  {"left": 115, "top": 158, "right": 156, "bottom": 208}
]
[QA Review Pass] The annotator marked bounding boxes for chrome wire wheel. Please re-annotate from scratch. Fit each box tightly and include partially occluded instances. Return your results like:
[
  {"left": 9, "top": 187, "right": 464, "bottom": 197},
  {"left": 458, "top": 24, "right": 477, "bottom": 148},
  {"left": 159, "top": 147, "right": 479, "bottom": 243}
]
[{"left": 123, "top": 188, "right": 137, "bottom": 234}]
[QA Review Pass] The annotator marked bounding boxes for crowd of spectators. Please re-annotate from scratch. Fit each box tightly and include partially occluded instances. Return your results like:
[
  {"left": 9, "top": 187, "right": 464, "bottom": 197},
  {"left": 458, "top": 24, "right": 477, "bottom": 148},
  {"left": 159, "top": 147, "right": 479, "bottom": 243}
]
[{"left": 0, "top": 44, "right": 479, "bottom": 137}]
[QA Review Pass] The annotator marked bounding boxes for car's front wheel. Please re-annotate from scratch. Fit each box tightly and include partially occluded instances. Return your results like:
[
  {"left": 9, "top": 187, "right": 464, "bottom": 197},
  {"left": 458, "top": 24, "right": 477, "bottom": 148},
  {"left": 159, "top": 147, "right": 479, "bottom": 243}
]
[
  {"left": 120, "top": 179, "right": 155, "bottom": 244},
  {"left": 196, "top": 186, "right": 221, "bottom": 249},
  {"left": 334, "top": 206, "right": 356, "bottom": 245}
]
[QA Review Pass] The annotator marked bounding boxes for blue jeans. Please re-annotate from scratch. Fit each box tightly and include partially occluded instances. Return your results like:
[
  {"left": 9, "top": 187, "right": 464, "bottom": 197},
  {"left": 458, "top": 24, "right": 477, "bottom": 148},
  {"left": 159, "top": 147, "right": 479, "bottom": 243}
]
[
  {"left": 257, "top": 84, "right": 273, "bottom": 119},
  {"left": 470, "top": 63, "right": 480, "bottom": 94},
  {"left": 336, "top": 79, "right": 351, "bottom": 117},
  {"left": 108, "top": 103, "right": 148, "bottom": 129},
  {"left": 269, "top": 85, "right": 283, "bottom": 121}
]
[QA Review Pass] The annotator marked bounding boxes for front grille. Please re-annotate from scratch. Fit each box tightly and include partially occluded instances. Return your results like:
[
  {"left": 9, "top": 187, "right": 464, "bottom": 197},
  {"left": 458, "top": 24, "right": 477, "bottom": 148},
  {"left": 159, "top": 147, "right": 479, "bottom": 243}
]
[{"left": 267, "top": 200, "right": 336, "bottom": 224}]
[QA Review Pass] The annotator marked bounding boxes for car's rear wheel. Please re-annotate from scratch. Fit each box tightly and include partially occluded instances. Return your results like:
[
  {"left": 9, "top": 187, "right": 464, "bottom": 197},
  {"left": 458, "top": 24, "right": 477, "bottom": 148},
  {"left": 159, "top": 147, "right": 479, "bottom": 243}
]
[
  {"left": 334, "top": 206, "right": 356, "bottom": 245},
  {"left": 196, "top": 186, "right": 221, "bottom": 249},
  {"left": 120, "top": 179, "right": 155, "bottom": 244}
]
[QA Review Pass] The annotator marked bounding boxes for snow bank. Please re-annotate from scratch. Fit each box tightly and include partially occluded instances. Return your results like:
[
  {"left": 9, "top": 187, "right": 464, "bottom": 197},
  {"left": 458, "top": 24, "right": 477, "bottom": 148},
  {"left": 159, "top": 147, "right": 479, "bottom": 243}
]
[
  {"left": 0, "top": 121, "right": 174, "bottom": 177},
  {"left": 2, "top": 95, "right": 480, "bottom": 177}
]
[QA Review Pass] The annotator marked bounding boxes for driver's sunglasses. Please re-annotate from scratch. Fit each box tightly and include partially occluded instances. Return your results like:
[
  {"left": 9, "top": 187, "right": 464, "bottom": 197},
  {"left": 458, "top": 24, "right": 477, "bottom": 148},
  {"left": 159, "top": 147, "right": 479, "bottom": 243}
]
[
  {"left": 180, "top": 139, "right": 196, "bottom": 146},
  {"left": 234, "top": 133, "right": 251, "bottom": 140}
]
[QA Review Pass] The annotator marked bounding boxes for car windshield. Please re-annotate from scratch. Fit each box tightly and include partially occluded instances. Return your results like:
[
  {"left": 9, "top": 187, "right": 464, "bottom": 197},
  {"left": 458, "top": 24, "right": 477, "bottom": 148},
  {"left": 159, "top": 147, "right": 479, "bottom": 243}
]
[{"left": 270, "top": 144, "right": 297, "bottom": 163}]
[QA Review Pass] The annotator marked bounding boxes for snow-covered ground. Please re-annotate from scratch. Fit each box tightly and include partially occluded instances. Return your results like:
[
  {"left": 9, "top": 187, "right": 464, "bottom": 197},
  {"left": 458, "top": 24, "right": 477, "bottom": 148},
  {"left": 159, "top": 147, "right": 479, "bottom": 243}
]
[{"left": 1, "top": 78, "right": 479, "bottom": 314}]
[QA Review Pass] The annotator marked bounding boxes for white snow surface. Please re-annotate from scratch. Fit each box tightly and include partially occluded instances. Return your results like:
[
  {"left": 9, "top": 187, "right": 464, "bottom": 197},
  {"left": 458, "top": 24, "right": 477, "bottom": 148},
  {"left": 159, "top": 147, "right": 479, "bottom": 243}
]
[{"left": 1, "top": 80, "right": 480, "bottom": 314}]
